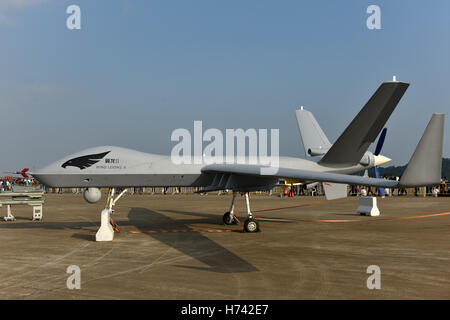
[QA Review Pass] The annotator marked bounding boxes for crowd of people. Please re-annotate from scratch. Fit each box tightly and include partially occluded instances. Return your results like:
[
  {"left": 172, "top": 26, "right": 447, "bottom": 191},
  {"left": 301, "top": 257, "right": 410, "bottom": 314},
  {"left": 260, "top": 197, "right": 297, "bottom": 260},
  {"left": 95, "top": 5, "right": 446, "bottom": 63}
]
[
  {"left": 0, "top": 177, "right": 37, "bottom": 192},
  {"left": 349, "top": 176, "right": 447, "bottom": 197},
  {"left": 284, "top": 176, "right": 448, "bottom": 198},
  {"left": 1, "top": 176, "right": 448, "bottom": 197}
]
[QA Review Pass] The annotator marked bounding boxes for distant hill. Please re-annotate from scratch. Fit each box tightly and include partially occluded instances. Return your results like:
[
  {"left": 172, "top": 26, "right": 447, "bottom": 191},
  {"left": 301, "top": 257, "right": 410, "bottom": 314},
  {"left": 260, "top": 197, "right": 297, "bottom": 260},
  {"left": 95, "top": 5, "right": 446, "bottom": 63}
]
[{"left": 375, "top": 158, "right": 450, "bottom": 179}]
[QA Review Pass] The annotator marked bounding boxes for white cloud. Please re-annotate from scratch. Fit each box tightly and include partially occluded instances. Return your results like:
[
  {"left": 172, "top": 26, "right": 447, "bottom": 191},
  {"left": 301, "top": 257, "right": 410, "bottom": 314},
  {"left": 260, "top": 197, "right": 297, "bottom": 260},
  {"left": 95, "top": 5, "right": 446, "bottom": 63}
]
[{"left": 0, "top": 0, "right": 48, "bottom": 25}]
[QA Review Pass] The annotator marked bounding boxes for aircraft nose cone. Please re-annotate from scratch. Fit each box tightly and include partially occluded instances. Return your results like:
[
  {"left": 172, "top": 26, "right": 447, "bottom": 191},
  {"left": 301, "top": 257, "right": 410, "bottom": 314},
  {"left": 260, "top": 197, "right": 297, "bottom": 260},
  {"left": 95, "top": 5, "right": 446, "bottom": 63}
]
[{"left": 374, "top": 155, "right": 391, "bottom": 166}]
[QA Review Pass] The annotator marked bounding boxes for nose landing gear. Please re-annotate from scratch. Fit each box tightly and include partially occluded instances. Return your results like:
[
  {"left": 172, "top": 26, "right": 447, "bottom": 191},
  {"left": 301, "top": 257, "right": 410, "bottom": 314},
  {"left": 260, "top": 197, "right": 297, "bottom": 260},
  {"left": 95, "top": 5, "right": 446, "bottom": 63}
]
[{"left": 96, "top": 188, "right": 128, "bottom": 241}]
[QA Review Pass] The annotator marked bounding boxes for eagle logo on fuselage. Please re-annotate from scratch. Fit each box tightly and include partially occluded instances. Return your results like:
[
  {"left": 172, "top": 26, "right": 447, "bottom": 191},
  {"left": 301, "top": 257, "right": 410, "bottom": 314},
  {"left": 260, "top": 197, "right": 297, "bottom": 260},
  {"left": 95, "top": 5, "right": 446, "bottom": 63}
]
[{"left": 61, "top": 151, "right": 111, "bottom": 170}]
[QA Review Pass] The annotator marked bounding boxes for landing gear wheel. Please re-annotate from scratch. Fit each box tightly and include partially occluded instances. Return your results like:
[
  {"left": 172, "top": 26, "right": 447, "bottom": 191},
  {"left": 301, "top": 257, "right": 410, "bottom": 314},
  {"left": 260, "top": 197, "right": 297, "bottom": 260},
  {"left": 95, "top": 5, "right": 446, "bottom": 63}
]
[
  {"left": 223, "top": 212, "right": 238, "bottom": 225},
  {"left": 244, "top": 218, "right": 260, "bottom": 233}
]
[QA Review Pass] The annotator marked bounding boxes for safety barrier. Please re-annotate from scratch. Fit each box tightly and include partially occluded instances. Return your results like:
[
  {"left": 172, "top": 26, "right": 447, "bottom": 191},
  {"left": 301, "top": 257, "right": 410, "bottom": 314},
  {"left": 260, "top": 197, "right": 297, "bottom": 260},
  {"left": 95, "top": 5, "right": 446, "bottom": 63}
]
[{"left": 0, "top": 187, "right": 45, "bottom": 221}]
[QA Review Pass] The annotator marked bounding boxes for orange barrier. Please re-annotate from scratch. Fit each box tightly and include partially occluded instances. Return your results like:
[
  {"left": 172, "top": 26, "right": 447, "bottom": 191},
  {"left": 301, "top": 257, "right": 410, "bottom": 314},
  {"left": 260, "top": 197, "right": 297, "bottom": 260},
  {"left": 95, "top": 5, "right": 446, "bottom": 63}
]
[
  {"left": 374, "top": 212, "right": 450, "bottom": 221},
  {"left": 126, "top": 211, "right": 450, "bottom": 234},
  {"left": 296, "top": 211, "right": 450, "bottom": 223}
]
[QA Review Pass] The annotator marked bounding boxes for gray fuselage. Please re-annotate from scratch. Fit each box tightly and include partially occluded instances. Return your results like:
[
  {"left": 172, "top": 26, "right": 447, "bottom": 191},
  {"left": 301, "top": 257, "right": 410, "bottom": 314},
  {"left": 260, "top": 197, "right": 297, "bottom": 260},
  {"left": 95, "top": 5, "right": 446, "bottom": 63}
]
[{"left": 32, "top": 146, "right": 375, "bottom": 188}]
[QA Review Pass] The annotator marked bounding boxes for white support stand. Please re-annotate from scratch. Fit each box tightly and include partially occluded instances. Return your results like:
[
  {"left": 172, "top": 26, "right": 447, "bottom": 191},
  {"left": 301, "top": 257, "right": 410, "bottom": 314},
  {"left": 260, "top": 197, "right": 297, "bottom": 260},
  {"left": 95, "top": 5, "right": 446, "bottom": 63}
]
[
  {"left": 4, "top": 205, "right": 16, "bottom": 221},
  {"left": 94, "top": 188, "right": 128, "bottom": 242},
  {"left": 357, "top": 197, "right": 380, "bottom": 216},
  {"left": 32, "top": 205, "right": 43, "bottom": 221},
  {"left": 96, "top": 209, "right": 114, "bottom": 242}
]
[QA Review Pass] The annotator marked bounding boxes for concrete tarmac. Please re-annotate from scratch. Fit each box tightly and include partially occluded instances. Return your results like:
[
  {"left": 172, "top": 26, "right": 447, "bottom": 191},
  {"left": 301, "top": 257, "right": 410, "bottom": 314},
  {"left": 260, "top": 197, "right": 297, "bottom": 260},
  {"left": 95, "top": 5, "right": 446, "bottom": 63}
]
[{"left": 0, "top": 193, "right": 448, "bottom": 299}]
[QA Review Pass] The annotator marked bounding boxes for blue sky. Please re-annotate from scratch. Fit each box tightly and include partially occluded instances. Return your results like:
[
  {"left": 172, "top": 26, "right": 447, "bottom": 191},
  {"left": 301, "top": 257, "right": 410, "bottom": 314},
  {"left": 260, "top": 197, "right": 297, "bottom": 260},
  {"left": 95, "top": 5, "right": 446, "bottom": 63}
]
[{"left": 0, "top": 0, "right": 449, "bottom": 172}]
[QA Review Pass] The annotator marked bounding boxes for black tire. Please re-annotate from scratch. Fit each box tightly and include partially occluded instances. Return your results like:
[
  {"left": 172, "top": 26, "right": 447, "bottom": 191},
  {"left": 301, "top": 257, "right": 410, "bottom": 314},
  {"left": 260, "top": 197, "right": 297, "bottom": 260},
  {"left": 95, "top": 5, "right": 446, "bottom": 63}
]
[
  {"left": 244, "top": 218, "right": 260, "bottom": 233},
  {"left": 223, "top": 212, "right": 238, "bottom": 225}
]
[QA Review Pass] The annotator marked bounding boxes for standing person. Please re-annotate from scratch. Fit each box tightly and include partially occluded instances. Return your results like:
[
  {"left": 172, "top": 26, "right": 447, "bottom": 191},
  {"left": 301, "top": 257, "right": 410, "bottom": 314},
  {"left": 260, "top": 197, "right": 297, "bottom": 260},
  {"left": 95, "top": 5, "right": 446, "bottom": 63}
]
[
  {"left": 299, "top": 184, "right": 305, "bottom": 196},
  {"left": 395, "top": 176, "right": 400, "bottom": 195},
  {"left": 289, "top": 183, "right": 294, "bottom": 197}
]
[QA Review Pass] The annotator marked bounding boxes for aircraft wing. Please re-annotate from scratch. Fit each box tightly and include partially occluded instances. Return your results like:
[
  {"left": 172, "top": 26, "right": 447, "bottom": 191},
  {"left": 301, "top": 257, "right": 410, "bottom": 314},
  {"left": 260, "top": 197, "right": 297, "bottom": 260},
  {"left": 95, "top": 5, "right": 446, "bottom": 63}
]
[{"left": 200, "top": 164, "right": 399, "bottom": 192}]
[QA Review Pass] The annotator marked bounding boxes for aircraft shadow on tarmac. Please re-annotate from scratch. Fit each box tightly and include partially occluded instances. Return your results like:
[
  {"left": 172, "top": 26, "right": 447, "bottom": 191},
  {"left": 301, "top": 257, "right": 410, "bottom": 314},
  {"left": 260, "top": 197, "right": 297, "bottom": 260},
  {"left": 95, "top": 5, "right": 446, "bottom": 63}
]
[
  {"left": 161, "top": 209, "right": 295, "bottom": 224},
  {"left": 0, "top": 219, "right": 96, "bottom": 230},
  {"left": 127, "top": 207, "right": 259, "bottom": 274},
  {"left": 0, "top": 208, "right": 259, "bottom": 274}
]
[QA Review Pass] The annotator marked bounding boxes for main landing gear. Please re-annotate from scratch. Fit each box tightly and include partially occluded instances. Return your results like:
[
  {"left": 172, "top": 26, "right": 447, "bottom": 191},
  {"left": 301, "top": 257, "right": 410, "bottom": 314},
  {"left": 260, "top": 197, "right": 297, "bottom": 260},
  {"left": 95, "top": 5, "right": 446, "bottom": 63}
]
[
  {"left": 222, "top": 192, "right": 260, "bottom": 233},
  {"left": 95, "top": 188, "right": 128, "bottom": 242}
]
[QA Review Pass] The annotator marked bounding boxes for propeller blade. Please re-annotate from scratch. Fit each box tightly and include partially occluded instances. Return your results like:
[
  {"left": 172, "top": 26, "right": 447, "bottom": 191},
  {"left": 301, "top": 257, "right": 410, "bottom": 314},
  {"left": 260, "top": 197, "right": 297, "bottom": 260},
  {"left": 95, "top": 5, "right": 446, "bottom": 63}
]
[
  {"left": 374, "top": 127, "right": 388, "bottom": 156},
  {"left": 374, "top": 166, "right": 381, "bottom": 179},
  {"left": 374, "top": 166, "right": 386, "bottom": 197}
]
